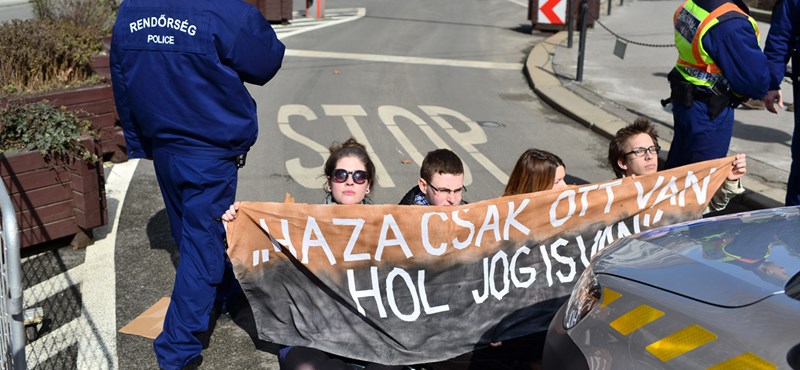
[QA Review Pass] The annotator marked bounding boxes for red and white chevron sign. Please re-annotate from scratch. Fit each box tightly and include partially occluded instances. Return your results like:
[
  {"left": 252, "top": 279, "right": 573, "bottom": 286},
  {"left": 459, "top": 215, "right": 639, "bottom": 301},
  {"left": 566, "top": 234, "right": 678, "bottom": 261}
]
[{"left": 538, "top": 0, "right": 566, "bottom": 24}]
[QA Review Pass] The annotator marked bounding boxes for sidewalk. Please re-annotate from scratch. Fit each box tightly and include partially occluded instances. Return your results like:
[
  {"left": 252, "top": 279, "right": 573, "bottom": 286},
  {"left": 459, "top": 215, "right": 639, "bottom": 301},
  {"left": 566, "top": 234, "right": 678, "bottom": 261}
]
[
  {"left": 0, "top": 0, "right": 31, "bottom": 23},
  {"left": 525, "top": 0, "right": 792, "bottom": 210},
  {"left": 0, "top": 0, "right": 25, "bottom": 6}
]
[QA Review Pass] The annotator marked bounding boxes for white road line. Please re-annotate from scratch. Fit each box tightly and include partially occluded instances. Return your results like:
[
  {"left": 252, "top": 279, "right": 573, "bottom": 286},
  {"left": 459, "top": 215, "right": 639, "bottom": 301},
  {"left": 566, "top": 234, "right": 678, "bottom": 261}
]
[
  {"left": 284, "top": 49, "right": 524, "bottom": 70},
  {"left": 26, "top": 317, "right": 86, "bottom": 368},
  {"left": 76, "top": 159, "right": 139, "bottom": 369},
  {"left": 23, "top": 263, "right": 86, "bottom": 307},
  {"left": 23, "top": 159, "right": 141, "bottom": 369},
  {"left": 23, "top": 152, "right": 138, "bottom": 369},
  {"left": 505, "top": 0, "right": 529, "bottom": 7},
  {"left": 322, "top": 105, "right": 396, "bottom": 187},
  {"left": 276, "top": 8, "right": 366, "bottom": 40}
]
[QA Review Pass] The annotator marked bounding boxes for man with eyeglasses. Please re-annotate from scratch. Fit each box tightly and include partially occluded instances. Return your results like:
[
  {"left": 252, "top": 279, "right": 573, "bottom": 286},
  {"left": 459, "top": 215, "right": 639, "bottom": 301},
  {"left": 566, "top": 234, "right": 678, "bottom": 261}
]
[
  {"left": 399, "top": 148, "right": 468, "bottom": 206},
  {"left": 608, "top": 118, "right": 746, "bottom": 214}
]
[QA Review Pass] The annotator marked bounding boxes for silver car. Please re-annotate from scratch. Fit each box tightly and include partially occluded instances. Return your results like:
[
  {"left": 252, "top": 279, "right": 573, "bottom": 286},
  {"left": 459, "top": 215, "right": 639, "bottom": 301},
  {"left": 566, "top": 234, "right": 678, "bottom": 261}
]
[{"left": 542, "top": 206, "right": 800, "bottom": 370}]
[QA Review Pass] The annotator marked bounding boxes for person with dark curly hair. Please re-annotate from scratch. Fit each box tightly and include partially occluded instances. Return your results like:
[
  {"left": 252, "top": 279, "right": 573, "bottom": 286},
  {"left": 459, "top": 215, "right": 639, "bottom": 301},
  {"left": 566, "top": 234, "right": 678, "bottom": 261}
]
[{"left": 608, "top": 118, "right": 746, "bottom": 214}]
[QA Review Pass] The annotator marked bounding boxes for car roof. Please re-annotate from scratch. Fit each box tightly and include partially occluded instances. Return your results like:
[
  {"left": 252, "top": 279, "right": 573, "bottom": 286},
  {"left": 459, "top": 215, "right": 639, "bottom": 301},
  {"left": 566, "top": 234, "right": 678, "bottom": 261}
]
[{"left": 592, "top": 206, "right": 800, "bottom": 307}]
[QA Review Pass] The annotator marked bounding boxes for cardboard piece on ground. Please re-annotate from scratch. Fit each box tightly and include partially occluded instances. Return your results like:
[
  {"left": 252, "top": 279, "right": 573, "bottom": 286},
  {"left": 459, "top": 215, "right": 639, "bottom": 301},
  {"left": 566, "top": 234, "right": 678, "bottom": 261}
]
[{"left": 119, "top": 297, "right": 170, "bottom": 339}]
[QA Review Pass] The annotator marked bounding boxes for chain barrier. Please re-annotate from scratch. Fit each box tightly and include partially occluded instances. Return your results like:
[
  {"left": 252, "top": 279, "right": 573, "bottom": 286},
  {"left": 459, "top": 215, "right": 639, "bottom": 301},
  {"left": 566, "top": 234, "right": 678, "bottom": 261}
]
[{"left": 587, "top": 12, "right": 675, "bottom": 48}]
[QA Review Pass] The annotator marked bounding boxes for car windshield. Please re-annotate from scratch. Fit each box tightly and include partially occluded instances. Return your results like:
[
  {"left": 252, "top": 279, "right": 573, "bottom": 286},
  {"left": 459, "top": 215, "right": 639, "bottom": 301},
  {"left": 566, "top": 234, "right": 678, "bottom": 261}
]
[{"left": 622, "top": 207, "right": 800, "bottom": 289}]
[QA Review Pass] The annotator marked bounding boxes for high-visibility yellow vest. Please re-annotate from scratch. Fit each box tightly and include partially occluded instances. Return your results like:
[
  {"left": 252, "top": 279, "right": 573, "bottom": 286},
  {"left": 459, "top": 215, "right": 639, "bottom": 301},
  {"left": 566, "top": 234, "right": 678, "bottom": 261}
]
[{"left": 673, "top": 0, "right": 759, "bottom": 87}]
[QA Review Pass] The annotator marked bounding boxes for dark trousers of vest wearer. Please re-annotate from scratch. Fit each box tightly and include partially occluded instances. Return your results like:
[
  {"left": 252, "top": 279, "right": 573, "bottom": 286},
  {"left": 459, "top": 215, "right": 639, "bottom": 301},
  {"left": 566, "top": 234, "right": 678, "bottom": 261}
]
[
  {"left": 666, "top": 100, "right": 735, "bottom": 169},
  {"left": 787, "top": 52, "right": 800, "bottom": 206},
  {"left": 151, "top": 151, "right": 240, "bottom": 370}
]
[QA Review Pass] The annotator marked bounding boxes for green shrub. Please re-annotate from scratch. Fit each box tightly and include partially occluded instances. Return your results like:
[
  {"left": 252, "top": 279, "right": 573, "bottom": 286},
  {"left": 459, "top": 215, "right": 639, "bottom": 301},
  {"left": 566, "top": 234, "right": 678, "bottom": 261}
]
[
  {"left": 0, "top": 19, "right": 104, "bottom": 96},
  {"left": 0, "top": 101, "right": 99, "bottom": 163}
]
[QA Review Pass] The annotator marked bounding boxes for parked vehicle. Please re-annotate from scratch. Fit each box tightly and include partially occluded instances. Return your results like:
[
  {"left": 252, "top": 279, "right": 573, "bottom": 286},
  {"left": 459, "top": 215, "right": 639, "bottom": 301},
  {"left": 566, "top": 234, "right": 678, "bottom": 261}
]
[{"left": 542, "top": 206, "right": 800, "bottom": 370}]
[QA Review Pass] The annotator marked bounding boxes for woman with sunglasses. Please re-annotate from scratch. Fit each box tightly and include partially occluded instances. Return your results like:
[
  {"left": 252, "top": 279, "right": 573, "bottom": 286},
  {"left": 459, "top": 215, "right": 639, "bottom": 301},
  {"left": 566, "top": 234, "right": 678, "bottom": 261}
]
[
  {"left": 322, "top": 138, "right": 375, "bottom": 205},
  {"left": 221, "top": 138, "right": 403, "bottom": 370},
  {"left": 220, "top": 138, "right": 374, "bottom": 218}
]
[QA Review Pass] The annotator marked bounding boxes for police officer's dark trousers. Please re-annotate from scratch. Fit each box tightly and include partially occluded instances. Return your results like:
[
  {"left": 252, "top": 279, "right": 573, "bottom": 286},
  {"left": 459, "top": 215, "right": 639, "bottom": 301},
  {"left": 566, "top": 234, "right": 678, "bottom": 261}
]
[
  {"left": 666, "top": 100, "right": 735, "bottom": 169},
  {"left": 787, "top": 53, "right": 800, "bottom": 206},
  {"left": 151, "top": 150, "right": 239, "bottom": 370}
]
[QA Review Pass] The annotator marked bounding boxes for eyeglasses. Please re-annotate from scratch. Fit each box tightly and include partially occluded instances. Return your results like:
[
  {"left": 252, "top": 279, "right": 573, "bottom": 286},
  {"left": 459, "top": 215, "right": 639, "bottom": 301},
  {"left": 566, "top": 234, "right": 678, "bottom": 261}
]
[
  {"left": 332, "top": 169, "right": 368, "bottom": 184},
  {"left": 428, "top": 183, "right": 466, "bottom": 196},
  {"left": 625, "top": 145, "right": 660, "bottom": 158}
]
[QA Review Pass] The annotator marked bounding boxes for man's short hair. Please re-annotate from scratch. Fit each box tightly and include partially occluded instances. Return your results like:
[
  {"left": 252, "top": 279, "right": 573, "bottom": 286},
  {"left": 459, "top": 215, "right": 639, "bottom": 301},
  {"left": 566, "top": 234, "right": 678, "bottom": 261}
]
[
  {"left": 421, "top": 149, "right": 464, "bottom": 183},
  {"left": 608, "top": 118, "right": 659, "bottom": 178}
]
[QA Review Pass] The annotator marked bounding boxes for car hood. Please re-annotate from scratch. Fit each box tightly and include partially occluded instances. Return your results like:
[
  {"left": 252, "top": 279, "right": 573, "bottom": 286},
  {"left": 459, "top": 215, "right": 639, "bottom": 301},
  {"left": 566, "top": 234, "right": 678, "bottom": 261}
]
[{"left": 592, "top": 207, "right": 800, "bottom": 308}]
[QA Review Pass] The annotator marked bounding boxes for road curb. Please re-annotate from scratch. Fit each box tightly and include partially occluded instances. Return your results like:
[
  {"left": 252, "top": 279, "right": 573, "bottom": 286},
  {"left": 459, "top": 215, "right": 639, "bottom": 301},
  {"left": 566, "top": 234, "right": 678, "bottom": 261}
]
[{"left": 525, "top": 30, "right": 784, "bottom": 211}]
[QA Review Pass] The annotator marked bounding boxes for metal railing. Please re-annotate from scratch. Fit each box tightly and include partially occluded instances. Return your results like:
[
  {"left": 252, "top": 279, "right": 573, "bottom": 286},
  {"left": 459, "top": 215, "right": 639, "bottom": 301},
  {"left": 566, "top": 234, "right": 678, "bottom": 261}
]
[{"left": 0, "top": 180, "right": 26, "bottom": 370}]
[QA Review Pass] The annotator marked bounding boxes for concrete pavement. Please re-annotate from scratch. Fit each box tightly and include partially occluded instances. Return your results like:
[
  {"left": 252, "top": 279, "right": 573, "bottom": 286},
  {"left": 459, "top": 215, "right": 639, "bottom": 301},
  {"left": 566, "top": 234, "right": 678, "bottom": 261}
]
[{"left": 525, "top": 0, "right": 792, "bottom": 210}]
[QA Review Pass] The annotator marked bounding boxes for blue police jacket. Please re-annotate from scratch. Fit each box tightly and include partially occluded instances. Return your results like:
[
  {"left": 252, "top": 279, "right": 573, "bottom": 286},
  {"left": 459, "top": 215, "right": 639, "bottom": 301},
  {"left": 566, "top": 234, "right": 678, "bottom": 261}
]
[
  {"left": 694, "top": 0, "right": 769, "bottom": 99},
  {"left": 764, "top": 0, "right": 799, "bottom": 91},
  {"left": 110, "top": 0, "right": 285, "bottom": 159}
]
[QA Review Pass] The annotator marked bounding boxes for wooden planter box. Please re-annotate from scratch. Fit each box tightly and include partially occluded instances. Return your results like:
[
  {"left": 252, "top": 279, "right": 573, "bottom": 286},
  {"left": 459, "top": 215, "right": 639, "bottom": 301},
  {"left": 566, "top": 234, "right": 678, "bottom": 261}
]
[
  {"left": 0, "top": 138, "right": 108, "bottom": 249},
  {"left": 12, "top": 84, "right": 128, "bottom": 164},
  {"left": 245, "top": 0, "right": 292, "bottom": 22}
]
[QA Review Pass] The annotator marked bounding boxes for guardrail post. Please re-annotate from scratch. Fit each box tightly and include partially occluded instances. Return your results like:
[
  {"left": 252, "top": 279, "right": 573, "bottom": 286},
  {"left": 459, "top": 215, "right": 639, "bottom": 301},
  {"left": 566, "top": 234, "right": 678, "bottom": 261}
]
[
  {"left": 567, "top": 0, "right": 574, "bottom": 48},
  {"left": 0, "top": 181, "right": 26, "bottom": 370},
  {"left": 576, "top": 0, "right": 588, "bottom": 81}
]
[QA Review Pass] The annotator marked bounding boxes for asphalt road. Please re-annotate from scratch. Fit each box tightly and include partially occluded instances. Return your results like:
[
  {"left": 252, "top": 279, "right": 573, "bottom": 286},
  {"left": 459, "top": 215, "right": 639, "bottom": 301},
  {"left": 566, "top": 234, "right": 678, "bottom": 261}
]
[{"left": 238, "top": 0, "right": 615, "bottom": 208}]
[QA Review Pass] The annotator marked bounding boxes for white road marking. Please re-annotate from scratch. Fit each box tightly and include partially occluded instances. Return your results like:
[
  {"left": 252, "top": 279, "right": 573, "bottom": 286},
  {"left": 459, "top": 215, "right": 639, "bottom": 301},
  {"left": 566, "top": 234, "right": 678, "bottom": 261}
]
[
  {"left": 24, "top": 159, "right": 139, "bottom": 369},
  {"left": 278, "top": 104, "right": 329, "bottom": 189},
  {"left": 77, "top": 159, "right": 138, "bottom": 369},
  {"left": 23, "top": 263, "right": 86, "bottom": 307},
  {"left": 284, "top": 49, "right": 523, "bottom": 70},
  {"left": 421, "top": 106, "right": 509, "bottom": 184},
  {"left": 506, "top": 0, "right": 529, "bottom": 7},
  {"left": 26, "top": 318, "right": 86, "bottom": 368},
  {"left": 276, "top": 8, "right": 366, "bottom": 40},
  {"left": 322, "top": 105, "right": 396, "bottom": 187},
  {"left": 377, "top": 105, "right": 474, "bottom": 186}
]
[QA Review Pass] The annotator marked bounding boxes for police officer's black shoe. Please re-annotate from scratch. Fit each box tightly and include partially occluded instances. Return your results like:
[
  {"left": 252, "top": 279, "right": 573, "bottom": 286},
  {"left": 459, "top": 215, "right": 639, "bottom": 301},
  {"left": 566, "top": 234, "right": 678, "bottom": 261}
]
[{"left": 183, "top": 355, "right": 203, "bottom": 370}]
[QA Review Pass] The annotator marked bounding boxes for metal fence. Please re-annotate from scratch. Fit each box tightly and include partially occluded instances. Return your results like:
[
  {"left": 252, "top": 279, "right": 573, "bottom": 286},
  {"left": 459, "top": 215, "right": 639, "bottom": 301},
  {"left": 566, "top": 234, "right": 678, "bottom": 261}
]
[{"left": 0, "top": 180, "right": 27, "bottom": 370}]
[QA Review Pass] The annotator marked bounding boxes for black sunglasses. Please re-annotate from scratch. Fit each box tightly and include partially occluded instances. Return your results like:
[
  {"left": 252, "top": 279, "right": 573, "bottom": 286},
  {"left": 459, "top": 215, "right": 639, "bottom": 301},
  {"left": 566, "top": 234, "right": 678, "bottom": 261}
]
[{"left": 332, "top": 169, "right": 368, "bottom": 184}]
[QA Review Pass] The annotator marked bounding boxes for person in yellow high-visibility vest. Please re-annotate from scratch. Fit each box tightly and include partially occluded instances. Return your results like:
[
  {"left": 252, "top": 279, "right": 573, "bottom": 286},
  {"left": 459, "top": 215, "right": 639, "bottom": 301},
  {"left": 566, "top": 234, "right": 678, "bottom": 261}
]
[{"left": 665, "top": 0, "right": 769, "bottom": 169}]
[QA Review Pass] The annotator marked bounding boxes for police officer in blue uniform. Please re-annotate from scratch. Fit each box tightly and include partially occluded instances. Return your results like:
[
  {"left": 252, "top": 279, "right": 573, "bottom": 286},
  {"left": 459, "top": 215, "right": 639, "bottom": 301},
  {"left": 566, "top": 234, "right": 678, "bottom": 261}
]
[
  {"left": 665, "top": 0, "right": 769, "bottom": 169},
  {"left": 110, "top": 0, "right": 285, "bottom": 368},
  {"left": 764, "top": 0, "right": 800, "bottom": 205}
]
